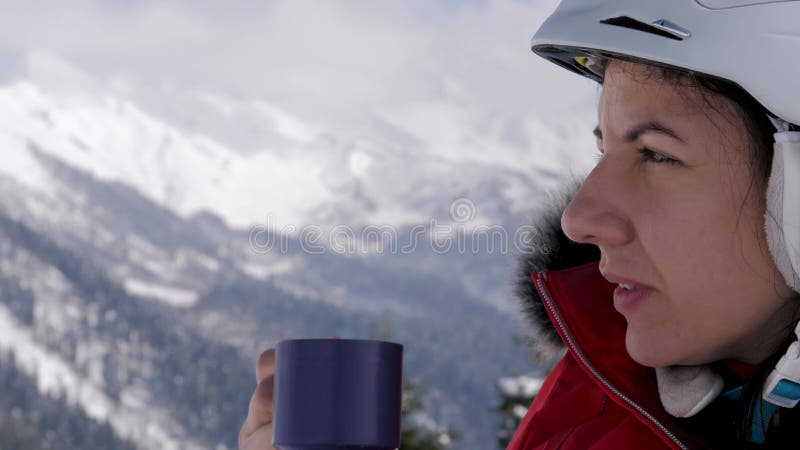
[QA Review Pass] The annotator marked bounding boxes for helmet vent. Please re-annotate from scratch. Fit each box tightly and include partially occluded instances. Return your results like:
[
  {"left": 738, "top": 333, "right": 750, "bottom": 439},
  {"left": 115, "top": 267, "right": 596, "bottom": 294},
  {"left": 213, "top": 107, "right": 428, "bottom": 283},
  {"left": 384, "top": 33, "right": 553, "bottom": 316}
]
[{"left": 600, "top": 16, "right": 689, "bottom": 41}]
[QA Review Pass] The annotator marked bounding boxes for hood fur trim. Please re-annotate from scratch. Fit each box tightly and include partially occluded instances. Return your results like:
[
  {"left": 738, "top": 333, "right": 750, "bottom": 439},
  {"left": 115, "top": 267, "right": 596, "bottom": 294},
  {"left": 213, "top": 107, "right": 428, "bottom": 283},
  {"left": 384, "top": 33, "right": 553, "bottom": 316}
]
[{"left": 512, "top": 180, "right": 600, "bottom": 363}]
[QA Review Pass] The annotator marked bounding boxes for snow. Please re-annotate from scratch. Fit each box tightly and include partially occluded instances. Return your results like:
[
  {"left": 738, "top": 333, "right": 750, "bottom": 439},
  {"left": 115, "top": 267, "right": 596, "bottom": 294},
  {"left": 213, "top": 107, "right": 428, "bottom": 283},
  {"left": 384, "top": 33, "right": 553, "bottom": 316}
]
[
  {"left": 0, "top": 81, "right": 335, "bottom": 230},
  {"left": 126, "top": 250, "right": 179, "bottom": 282},
  {"left": 498, "top": 374, "right": 545, "bottom": 398},
  {"left": 237, "top": 258, "right": 297, "bottom": 280},
  {"left": 123, "top": 236, "right": 218, "bottom": 284},
  {"left": 0, "top": 305, "right": 112, "bottom": 415},
  {"left": 123, "top": 278, "right": 199, "bottom": 307},
  {"left": 0, "top": 304, "right": 202, "bottom": 450},
  {"left": 175, "top": 249, "right": 221, "bottom": 273},
  {"left": 0, "top": 126, "right": 56, "bottom": 195},
  {"left": 250, "top": 99, "right": 321, "bottom": 144},
  {"left": 512, "top": 404, "right": 529, "bottom": 419}
]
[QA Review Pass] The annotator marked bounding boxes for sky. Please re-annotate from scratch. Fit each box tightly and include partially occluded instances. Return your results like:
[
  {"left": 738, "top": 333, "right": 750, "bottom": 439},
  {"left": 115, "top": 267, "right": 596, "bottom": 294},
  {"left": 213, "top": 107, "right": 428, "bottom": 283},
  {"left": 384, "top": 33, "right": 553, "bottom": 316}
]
[{"left": 0, "top": 0, "right": 597, "bottom": 134}]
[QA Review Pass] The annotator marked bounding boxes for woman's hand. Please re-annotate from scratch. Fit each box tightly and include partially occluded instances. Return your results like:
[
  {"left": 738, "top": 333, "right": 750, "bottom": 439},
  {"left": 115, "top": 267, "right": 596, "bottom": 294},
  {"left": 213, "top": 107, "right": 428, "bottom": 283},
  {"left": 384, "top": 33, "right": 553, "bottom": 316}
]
[{"left": 239, "top": 348, "right": 277, "bottom": 450}]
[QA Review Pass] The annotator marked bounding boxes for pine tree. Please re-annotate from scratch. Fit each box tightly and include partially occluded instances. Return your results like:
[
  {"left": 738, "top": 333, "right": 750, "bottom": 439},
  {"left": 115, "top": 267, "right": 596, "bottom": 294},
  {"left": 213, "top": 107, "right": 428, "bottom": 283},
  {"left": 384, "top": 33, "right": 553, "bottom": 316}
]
[
  {"left": 495, "top": 373, "right": 542, "bottom": 448},
  {"left": 400, "top": 377, "right": 459, "bottom": 450},
  {"left": 494, "top": 333, "right": 549, "bottom": 449}
]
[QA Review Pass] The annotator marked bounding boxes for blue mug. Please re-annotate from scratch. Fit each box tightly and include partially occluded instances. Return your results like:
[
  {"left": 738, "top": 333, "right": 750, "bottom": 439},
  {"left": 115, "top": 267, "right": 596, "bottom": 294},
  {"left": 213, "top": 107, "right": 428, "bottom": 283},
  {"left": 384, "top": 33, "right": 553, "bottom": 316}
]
[{"left": 272, "top": 338, "right": 404, "bottom": 450}]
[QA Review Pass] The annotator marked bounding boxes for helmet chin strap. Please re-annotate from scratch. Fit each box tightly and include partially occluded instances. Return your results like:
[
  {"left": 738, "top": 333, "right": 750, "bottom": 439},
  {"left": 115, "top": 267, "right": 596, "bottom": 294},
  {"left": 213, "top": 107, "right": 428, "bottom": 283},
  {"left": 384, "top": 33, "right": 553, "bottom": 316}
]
[{"left": 762, "top": 118, "right": 800, "bottom": 407}]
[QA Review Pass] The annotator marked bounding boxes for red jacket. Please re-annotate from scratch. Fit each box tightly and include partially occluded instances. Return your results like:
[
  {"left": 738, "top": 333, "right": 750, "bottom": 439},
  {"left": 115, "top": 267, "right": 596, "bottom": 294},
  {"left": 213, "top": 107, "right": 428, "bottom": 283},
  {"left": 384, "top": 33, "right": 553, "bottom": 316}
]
[{"left": 506, "top": 261, "right": 714, "bottom": 450}]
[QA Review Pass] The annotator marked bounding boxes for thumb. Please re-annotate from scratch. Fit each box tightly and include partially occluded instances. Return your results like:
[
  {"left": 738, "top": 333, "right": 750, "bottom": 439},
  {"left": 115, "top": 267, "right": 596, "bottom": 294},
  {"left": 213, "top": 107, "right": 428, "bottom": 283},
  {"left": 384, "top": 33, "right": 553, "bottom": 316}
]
[{"left": 239, "top": 375, "right": 274, "bottom": 444}]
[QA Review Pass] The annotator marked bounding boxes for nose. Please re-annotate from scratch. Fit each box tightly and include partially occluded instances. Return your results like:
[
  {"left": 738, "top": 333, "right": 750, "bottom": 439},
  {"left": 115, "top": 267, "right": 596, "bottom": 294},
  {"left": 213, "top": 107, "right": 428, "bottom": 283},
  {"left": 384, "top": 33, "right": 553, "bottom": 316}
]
[{"left": 560, "top": 162, "right": 635, "bottom": 249}]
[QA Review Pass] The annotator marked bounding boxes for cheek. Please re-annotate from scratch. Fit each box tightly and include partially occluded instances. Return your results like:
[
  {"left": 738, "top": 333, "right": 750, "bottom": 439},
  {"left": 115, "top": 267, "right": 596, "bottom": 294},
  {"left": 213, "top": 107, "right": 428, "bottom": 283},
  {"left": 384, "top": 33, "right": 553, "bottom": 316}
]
[
  {"left": 644, "top": 198, "right": 741, "bottom": 295},
  {"left": 625, "top": 197, "right": 777, "bottom": 366}
]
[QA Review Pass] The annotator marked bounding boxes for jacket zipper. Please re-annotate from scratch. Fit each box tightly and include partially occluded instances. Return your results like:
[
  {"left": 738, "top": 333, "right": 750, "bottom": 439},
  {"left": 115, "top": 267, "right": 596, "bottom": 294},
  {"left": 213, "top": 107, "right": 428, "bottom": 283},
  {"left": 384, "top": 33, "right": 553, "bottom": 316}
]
[{"left": 535, "top": 272, "right": 688, "bottom": 450}]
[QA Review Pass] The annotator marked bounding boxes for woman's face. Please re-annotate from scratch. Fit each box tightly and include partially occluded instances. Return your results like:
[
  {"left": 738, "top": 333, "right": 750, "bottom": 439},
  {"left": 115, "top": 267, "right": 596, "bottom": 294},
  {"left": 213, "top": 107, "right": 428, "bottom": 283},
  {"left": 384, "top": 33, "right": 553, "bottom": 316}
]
[{"left": 561, "top": 60, "right": 795, "bottom": 367}]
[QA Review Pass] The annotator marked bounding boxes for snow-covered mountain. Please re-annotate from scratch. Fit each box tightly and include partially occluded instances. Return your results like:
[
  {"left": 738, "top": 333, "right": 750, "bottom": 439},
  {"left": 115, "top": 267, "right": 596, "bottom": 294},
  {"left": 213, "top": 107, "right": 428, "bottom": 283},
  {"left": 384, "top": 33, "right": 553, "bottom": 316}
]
[
  {"left": 0, "top": 54, "right": 597, "bottom": 449},
  {"left": 8, "top": 52, "right": 598, "bottom": 232}
]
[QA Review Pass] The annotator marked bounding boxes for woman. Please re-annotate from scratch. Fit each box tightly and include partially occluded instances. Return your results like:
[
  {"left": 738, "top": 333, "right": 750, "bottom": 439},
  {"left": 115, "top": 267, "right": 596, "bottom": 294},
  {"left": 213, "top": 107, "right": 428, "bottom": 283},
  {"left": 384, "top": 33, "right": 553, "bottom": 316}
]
[
  {"left": 509, "top": 0, "right": 800, "bottom": 448},
  {"left": 239, "top": 1, "right": 800, "bottom": 448}
]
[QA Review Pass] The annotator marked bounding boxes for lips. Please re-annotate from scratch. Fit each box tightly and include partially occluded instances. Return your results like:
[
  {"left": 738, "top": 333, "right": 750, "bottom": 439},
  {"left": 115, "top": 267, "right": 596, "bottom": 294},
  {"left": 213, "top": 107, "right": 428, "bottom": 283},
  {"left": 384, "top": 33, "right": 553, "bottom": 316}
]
[
  {"left": 601, "top": 272, "right": 656, "bottom": 313},
  {"left": 600, "top": 272, "right": 655, "bottom": 290}
]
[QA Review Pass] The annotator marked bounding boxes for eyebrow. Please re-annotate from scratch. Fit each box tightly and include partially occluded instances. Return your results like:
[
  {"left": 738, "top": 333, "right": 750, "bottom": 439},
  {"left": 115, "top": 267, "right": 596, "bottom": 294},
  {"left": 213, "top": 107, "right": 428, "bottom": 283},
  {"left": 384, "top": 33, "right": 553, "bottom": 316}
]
[{"left": 593, "top": 121, "right": 686, "bottom": 144}]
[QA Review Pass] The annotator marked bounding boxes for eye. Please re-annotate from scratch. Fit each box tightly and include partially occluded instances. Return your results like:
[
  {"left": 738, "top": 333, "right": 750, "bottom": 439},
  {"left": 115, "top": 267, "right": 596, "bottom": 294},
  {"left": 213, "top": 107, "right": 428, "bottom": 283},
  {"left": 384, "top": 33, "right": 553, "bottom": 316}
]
[{"left": 638, "top": 148, "right": 681, "bottom": 166}]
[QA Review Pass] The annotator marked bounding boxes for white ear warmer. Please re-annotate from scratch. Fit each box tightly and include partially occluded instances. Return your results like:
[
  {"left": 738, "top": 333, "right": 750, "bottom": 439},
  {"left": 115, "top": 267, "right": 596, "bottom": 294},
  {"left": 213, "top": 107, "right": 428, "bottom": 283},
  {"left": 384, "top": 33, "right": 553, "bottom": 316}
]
[
  {"left": 656, "top": 365, "right": 725, "bottom": 417},
  {"left": 765, "top": 126, "right": 800, "bottom": 294}
]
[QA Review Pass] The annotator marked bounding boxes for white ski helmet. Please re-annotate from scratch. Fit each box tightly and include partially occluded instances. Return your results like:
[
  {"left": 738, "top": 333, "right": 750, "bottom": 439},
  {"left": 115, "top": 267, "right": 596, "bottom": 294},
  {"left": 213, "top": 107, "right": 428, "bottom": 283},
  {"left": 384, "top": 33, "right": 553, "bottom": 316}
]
[
  {"left": 530, "top": 0, "right": 800, "bottom": 294},
  {"left": 531, "top": 0, "right": 800, "bottom": 126}
]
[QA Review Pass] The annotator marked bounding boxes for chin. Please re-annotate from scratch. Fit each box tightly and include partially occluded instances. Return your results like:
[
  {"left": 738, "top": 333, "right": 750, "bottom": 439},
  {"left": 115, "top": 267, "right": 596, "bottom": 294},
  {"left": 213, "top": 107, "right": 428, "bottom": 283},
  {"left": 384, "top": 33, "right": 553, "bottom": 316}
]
[{"left": 624, "top": 332, "right": 681, "bottom": 368}]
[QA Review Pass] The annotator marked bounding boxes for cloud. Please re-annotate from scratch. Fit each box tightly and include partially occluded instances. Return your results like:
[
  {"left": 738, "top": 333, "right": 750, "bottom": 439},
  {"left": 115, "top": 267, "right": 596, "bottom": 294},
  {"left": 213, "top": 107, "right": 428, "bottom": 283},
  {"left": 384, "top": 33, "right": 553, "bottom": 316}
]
[{"left": 0, "top": 0, "right": 596, "bottom": 131}]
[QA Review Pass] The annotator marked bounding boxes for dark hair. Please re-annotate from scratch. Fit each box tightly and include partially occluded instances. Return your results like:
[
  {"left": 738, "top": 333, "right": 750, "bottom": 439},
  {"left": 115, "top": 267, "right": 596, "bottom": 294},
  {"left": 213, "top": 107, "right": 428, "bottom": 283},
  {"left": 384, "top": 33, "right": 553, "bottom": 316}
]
[{"left": 599, "top": 58, "right": 800, "bottom": 448}]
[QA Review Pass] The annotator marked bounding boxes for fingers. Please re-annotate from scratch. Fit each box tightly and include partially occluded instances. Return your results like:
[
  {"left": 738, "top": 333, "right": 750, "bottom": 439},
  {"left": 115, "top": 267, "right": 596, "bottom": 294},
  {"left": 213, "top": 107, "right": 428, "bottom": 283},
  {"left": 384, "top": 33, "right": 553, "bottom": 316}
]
[
  {"left": 238, "top": 424, "right": 274, "bottom": 450},
  {"left": 240, "top": 348, "right": 277, "bottom": 450},
  {"left": 241, "top": 341, "right": 340, "bottom": 450},
  {"left": 256, "top": 348, "right": 275, "bottom": 384},
  {"left": 239, "top": 375, "right": 275, "bottom": 445}
]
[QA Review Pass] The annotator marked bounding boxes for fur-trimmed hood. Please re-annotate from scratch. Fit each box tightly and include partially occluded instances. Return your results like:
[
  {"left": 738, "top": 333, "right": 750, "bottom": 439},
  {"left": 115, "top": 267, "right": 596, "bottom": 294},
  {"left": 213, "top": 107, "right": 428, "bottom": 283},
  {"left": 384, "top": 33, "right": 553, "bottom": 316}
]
[{"left": 512, "top": 181, "right": 599, "bottom": 362}]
